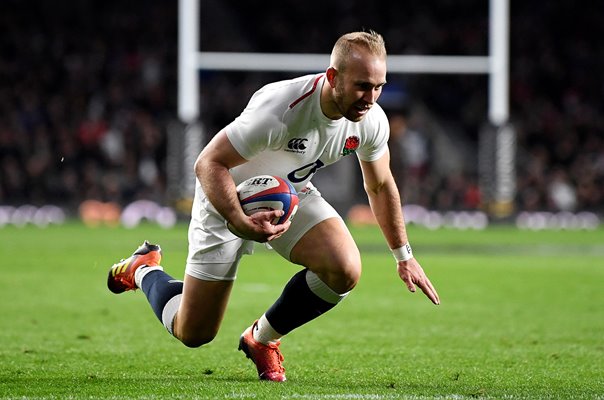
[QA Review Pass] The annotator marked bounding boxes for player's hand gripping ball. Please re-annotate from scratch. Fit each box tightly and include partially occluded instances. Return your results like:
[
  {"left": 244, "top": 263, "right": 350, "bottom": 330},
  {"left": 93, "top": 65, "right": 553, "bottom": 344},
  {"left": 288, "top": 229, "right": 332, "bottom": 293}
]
[{"left": 228, "top": 175, "right": 299, "bottom": 238}]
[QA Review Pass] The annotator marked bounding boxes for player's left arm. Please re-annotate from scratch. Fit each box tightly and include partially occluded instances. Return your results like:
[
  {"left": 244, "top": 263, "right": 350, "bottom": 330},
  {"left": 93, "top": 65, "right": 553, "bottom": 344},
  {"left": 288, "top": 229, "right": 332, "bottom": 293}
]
[{"left": 359, "top": 149, "right": 440, "bottom": 305}]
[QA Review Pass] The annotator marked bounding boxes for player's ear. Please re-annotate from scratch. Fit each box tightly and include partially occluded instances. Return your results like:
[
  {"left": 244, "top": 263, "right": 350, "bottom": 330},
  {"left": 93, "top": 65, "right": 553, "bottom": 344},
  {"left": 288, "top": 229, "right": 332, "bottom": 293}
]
[{"left": 326, "top": 67, "right": 337, "bottom": 88}]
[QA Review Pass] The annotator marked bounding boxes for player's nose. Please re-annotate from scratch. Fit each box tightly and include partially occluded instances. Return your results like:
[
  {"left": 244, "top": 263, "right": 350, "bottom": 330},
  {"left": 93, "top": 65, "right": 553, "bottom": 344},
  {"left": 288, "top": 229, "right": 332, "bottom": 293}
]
[{"left": 362, "top": 89, "right": 378, "bottom": 104}]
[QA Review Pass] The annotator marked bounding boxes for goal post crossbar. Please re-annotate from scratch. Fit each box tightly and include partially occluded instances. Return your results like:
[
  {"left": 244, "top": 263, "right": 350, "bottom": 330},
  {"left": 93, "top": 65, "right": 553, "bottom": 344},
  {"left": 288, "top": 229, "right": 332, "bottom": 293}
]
[{"left": 194, "top": 52, "right": 490, "bottom": 74}]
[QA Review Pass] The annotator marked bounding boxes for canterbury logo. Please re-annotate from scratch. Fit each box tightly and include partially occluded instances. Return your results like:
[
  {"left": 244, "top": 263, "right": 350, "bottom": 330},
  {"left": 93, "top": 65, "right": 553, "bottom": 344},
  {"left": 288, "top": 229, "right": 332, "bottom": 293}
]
[{"left": 287, "top": 138, "right": 308, "bottom": 151}]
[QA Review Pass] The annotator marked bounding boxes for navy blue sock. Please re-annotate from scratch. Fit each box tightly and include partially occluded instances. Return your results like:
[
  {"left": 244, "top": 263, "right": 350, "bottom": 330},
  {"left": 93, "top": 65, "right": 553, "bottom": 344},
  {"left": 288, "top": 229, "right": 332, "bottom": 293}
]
[
  {"left": 265, "top": 269, "right": 337, "bottom": 335},
  {"left": 140, "top": 270, "right": 183, "bottom": 323}
]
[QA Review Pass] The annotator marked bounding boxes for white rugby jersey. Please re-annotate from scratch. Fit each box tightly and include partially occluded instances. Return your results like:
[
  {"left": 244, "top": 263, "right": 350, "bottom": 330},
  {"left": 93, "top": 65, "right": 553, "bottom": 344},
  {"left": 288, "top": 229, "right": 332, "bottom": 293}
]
[{"left": 225, "top": 74, "right": 390, "bottom": 192}]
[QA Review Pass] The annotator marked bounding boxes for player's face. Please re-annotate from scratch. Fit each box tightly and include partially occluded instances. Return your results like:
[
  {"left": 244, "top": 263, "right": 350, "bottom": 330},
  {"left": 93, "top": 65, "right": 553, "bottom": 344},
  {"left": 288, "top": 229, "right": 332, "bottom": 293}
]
[{"left": 333, "top": 50, "right": 387, "bottom": 122}]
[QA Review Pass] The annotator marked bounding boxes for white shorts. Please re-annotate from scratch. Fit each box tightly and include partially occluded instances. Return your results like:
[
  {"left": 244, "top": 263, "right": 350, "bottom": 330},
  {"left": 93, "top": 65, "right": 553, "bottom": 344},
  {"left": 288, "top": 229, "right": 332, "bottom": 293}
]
[{"left": 185, "top": 185, "right": 341, "bottom": 281}]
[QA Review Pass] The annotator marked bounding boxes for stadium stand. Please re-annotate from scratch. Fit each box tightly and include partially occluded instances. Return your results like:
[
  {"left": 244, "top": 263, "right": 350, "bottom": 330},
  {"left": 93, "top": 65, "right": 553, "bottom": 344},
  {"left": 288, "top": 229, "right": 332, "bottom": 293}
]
[{"left": 0, "top": 0, "right": 602, "bottom": 216}]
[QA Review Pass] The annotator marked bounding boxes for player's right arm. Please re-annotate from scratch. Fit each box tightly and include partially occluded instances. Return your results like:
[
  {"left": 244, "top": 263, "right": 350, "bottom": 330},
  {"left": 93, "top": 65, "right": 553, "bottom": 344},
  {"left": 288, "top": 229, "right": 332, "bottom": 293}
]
[{"left": 194, "top": 130, "right": 289, "bottom": 242}]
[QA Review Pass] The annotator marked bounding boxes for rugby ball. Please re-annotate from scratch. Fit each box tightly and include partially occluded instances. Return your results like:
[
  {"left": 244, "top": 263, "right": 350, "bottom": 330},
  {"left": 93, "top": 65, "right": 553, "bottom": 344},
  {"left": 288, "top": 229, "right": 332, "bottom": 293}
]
[{"left": 236, "top": 175, "right": 299, "bottom": 225}]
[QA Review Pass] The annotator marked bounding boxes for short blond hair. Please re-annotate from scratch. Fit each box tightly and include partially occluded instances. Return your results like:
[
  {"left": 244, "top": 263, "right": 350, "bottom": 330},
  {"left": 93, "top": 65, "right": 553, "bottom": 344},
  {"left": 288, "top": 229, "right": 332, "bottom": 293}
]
[{"left": 330, "top": 30, "right": 387, "bottom": 71}]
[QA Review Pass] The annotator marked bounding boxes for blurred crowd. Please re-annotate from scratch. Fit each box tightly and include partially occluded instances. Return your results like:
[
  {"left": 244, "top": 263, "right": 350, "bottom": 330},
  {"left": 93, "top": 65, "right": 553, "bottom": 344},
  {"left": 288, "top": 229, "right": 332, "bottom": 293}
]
[
  {"left": 509, "top": 2, "right": 604, "bottom": 213},
  {"left": 0, "top": 0, "right": 602, "bottom": 215},
  {"left": 0, "top": 1, "right": 176, "bottom": 210}
]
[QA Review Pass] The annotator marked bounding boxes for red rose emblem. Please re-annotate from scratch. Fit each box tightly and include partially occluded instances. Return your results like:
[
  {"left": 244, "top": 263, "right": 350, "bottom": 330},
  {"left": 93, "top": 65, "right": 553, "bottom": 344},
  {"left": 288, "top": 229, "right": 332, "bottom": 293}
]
[{"left": 342, "top": 136, "right": 360, "bottom": 155}]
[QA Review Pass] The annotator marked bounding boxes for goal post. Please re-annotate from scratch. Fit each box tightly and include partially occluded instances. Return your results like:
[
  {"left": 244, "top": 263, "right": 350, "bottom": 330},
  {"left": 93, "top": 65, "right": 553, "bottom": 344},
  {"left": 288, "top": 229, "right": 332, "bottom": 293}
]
[
  {"left": 483, "top": 0, "right": 515, "bottom": 218},
  {"left": 176, "top": 0, "right": 514, "bottom": 218}
]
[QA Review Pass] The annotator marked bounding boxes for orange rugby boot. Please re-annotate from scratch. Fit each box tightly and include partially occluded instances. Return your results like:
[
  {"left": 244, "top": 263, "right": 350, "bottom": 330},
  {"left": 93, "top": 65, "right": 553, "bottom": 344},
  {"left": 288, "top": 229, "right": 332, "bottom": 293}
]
[
  {"left": 238, "top": 321, "right": 287, "bottom": 382},
  {"left": 107, "top": 240, "right": 162, "bottom": 294}
]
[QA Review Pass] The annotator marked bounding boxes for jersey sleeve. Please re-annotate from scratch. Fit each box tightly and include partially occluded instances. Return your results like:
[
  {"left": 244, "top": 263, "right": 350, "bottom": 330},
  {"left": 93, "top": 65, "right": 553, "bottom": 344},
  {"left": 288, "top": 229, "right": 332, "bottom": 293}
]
[
  {"left": 225, "top": 87, "right": 285, "bottom": 160},
  {"left": 356, "top": 106, "right": 390, "bottom": 162}
]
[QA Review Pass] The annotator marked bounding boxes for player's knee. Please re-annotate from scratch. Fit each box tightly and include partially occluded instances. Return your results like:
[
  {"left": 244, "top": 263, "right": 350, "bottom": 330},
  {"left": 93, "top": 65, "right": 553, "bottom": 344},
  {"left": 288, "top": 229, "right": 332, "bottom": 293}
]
[
  {"left": 340, "top": 263, "right": 361, "bottom": 292},
  {"left": 179, "top": 329, "right": 218, "bottom": 348},
  {"left": 331, "top": 254, "right": 362, "bottom": 293},
  {"left": 180, "top": 334, "right": 215, "bottom": 348}
]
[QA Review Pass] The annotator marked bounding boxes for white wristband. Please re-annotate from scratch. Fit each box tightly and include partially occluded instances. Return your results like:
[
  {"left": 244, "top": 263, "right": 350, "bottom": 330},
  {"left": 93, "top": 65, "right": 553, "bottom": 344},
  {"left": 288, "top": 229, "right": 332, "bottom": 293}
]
[{"left": 392, "top": 243, "right": 413, "bottom": 262}]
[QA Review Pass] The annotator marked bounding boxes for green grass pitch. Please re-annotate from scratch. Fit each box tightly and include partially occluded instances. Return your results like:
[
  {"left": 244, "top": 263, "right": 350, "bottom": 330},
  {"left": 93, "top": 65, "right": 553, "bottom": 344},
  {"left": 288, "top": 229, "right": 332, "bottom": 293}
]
[{"left": 0, "top": 222, "right": 602, "bottom": 399}]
